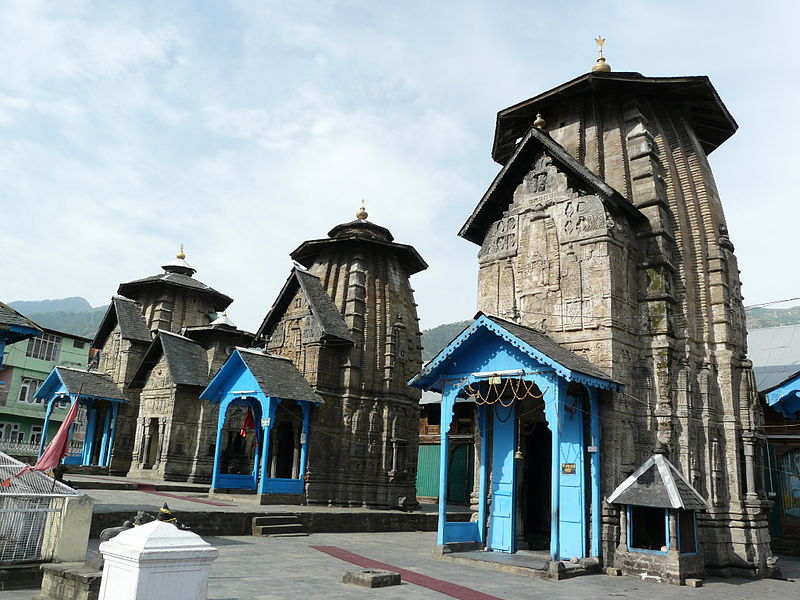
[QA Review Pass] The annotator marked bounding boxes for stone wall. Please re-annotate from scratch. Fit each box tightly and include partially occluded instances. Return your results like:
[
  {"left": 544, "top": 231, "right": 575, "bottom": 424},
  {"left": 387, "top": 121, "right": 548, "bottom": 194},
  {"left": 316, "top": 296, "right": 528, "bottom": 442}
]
[{"left": 96, "top": 324, "right": 147, "bottom": 475}]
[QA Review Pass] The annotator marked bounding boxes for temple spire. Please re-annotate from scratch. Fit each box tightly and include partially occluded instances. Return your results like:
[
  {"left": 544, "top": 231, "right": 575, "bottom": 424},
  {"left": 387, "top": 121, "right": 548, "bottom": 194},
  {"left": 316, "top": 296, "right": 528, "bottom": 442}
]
[{"left": 592, "top": 36, "right": 611, "bottom": 72}]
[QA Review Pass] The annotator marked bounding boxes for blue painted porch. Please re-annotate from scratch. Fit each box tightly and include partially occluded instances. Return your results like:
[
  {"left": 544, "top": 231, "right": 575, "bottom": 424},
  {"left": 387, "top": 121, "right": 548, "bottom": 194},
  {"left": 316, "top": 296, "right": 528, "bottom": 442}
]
[{"left": 410, "top": 313, "right": 621, "bottom": 561}]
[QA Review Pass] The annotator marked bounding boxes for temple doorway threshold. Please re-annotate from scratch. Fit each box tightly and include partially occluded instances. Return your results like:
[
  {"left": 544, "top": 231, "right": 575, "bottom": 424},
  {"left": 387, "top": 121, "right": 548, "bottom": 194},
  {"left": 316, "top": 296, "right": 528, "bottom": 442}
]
[{"left": 436, "top": 548, "right": 601, "bottom": 581}]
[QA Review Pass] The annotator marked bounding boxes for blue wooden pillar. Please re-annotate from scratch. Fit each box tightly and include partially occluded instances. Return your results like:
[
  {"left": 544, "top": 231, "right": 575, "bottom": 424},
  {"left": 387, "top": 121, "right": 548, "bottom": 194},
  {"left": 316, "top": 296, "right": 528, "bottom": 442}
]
[
  {"left": 211, "top": 397, "right": 230, "bottom": 490},
  {"left": 299, "top": 402, "right": 311, "bottom": 480},
  {"left": 97, "top": 407, "right": 113, "bottom": 467},
  {"left": 548, "top": 380, "right": 563, "bottom": 560},
  {"left": 38, "top": 396, "right": 58, "bottom": 459},
  {"left": 103, "top": 402, "right": 120, "bottom": 467},
  {"left": 258, "top": 398, "right": 278, "bottom": 495},
  {"left": 589, "top": 387, "right": 601, "bottom": 557},
  {"left": 477, "top": 401, "right": 489, "bottom": 545},
  {"left": 250, "top": 400, "right": 263, "bottom": 485},
  {"left": 437, "top": 380, "right": 457, "bottom": 545},
  {"left": 82, "top": 403, "right": 98, "bottom": 466}
]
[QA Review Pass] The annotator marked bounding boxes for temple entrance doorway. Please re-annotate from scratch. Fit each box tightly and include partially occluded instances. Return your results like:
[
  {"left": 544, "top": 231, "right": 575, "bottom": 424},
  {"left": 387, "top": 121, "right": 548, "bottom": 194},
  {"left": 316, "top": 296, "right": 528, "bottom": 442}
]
[
  {"left": 145, "top": 417, "right": 160, "bottom": 469},
  {"left": 269, "top": 401, "right": 303, "bottom": 480},
  {"left": 518, "top": 416, "right": 552, "bottom": 551}
]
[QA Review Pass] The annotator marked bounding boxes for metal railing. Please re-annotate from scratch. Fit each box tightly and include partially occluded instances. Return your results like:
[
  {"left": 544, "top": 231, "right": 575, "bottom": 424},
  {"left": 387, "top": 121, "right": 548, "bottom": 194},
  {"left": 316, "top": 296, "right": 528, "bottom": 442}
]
[
  {"left": 0, "top": 439, "right": 84, "bottom": 458},
  {"left": 0, "top": 451, "right": 82, "bottom": 564}
]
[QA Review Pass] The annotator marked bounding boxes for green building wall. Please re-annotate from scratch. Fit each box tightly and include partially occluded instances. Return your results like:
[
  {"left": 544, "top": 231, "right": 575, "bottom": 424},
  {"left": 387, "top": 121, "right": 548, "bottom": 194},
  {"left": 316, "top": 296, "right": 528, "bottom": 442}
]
[{"left": 0, "top": 329, "right": 90, "bottom": 452}]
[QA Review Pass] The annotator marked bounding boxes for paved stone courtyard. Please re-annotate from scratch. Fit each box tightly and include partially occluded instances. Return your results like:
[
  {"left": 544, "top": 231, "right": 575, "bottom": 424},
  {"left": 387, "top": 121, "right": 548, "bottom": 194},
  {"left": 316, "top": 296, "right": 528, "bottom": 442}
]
[{"left": 4, "top": 531, "right": 798, "bottom": 599}]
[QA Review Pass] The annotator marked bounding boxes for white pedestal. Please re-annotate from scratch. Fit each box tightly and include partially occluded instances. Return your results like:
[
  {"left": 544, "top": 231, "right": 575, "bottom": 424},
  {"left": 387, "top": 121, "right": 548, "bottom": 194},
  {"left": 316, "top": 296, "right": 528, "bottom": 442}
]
[{"left": 98, "top": 521, "right": 219, "bottom": 600}]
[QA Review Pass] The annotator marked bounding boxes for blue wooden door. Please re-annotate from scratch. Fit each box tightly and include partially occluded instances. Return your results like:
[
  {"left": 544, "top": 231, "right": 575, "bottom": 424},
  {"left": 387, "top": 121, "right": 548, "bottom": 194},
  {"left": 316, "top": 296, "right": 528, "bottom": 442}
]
[
  {"left": 489, "top": 404, "right": 516, "bottom": 552},
  {"left": 558, "top": 406, "right": 586, "bottom": 558}
]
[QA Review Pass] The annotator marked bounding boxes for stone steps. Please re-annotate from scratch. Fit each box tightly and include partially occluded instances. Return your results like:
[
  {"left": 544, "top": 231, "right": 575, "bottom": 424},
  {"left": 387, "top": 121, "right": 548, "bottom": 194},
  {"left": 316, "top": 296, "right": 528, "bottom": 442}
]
[{"left": 252, "top": 513, "right": 308, "bottom": 537}]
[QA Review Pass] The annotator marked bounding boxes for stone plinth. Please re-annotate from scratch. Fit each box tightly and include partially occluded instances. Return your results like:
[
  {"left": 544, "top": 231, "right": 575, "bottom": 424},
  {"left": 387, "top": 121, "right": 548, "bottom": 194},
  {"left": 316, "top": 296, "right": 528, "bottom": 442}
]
[
  {"left": 342, "top": 569, "right": 401, "bottom": 588},
  {"left": 98, "top": 521, "right": 218, "bottom": 600}
]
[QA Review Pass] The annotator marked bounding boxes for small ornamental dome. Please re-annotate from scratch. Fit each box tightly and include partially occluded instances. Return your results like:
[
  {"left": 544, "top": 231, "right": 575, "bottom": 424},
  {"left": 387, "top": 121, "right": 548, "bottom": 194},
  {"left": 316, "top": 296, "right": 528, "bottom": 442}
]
[
  {"left": 210, "top": 311, "right": 236, "bottom": 328},
  {"left": 162, "top": 244, "right": 197, "bottom": 277}
]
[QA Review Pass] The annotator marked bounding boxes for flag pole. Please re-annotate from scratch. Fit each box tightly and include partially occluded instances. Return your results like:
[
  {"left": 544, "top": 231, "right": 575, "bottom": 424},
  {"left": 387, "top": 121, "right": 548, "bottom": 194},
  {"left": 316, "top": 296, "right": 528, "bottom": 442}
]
[{"left": 51, "top": 383, "right": 82, "bottom": 492}]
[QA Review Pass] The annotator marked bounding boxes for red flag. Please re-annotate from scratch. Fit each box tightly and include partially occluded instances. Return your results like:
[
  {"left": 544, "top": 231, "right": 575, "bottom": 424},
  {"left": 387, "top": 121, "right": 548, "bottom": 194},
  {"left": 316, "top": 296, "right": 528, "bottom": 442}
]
[
  {"left": 2, "top": 393, "right": 81, "bottom": 485},
  {"left": 240, "top": 408, "right": 254, "bottom": 438}
]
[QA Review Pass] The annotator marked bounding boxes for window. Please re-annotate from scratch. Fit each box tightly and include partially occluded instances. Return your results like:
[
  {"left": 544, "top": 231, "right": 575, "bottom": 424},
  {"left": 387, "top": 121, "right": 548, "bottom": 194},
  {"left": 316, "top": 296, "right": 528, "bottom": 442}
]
[
  {"left": 73, "top": 340, "right": 85, "bottom": 349},
  {"left": 25, "top": 333, "right": 62, "bottom": 362},
  {"left": 0, "top": 422, "right": 23, "bottom": 442},
  {"left": 30, "top": 426, "right": 43, "bottom": 446},
  {"left": 17, "top": 378, "right": 44, "bottom": 404},
  {"left": 629, "top": 506, "right": 667, "bottom": 552}
]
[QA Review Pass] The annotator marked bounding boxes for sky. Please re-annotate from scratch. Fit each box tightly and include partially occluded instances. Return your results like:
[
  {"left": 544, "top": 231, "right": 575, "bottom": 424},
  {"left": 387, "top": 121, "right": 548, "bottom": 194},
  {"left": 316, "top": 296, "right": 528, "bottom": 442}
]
[{"left": 1, "top": 0, "right": 797, "bottom": 332}]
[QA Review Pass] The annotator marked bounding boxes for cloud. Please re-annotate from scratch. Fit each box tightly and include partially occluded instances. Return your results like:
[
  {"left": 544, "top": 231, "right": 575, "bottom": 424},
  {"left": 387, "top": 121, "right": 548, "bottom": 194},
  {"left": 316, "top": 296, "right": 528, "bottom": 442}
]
[{"left": 1, "top": 0, "right": 799, "bottom": 333}]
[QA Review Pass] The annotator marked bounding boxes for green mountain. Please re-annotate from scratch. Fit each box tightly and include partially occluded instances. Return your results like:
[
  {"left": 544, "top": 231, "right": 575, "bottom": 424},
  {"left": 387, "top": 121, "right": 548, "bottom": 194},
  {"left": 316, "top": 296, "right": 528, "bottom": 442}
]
[
  {"left": 745, "top": 306, "right": 800, "bottom": 329},
  {"left": 420, "top": 320, "right": 471, "bottom": 361},
  {"left": 9, "top": 297, "right": 93, "bottom": 314},
  {"left": 7, "top": 297, "right": 107, "bottom": 339}
]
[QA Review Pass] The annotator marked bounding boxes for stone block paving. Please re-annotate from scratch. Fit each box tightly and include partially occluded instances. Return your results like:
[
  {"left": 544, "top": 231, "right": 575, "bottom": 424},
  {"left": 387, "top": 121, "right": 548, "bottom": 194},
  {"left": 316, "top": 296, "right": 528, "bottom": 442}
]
[{"left": 3, "top": 532, "right": 798, "bottom": 599}]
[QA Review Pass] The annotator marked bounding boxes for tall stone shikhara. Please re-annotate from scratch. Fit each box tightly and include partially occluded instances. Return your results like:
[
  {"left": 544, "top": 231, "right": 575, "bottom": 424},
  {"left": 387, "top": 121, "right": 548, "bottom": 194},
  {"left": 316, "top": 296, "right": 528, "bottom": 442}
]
[
  {"left": 461, "top": 71, "right": 771, "bottom": 572},
  {"left": 257, "top": 209, "right": 427, "bottom": 508}
]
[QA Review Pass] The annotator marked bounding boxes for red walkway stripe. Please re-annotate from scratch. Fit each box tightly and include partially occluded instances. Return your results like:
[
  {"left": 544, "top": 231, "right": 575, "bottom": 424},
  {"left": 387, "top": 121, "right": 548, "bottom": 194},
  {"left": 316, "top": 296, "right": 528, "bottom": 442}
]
[
  {"left": 136, "top": 483, "right": 233, "bottom": 507},
  {"left": 311, "top": 545, "right": 504, "bottom": 600}
]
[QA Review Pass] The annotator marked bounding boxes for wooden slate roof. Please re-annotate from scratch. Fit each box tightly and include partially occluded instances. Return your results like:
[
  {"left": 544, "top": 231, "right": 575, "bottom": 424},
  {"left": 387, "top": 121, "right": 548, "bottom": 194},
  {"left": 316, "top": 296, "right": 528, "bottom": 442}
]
[
  {"left": 485, "top": 314, "right": 616, "bottom": 384},
  {"left": 93, "top": 295, "right": 152, "bottom": 349},
  {"left": 492, "top": 72, "right": 737, "bottom": 164},
  {"left": 291, "top": 220, "right": 427, "bottom": 276},
  {"left": 256, "top": 267, "right": 354, "bottom": 344},
  {"left": 460, "top": 125, "right": 646, "bottom": 245},
  {"left": 129, "top": 330, "right": 210, "bottom": 389},
  {"left": 0, "top": 301, "right": 41, "bottom": 333},
  {"left": 409, "top": 312, "right": 620, "bottom": 393},
  {"left": 607, "top": 453, "right": 708, "bottom": 511},
  {"left": 238, "top": 349, "right": 323, "bottom": 404},
  {"left": 118, "top": 272, "right": 232, "bottom": 311},
  {"left": 46, "top": 367, "right": 125, "bottom": 402}
]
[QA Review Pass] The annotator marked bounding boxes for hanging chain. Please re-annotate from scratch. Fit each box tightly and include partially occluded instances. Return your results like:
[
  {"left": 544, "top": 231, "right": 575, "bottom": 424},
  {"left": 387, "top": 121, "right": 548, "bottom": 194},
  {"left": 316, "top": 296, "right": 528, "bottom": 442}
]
[{"left": 464, "top": 375, "right": 546, "bottom": 406}]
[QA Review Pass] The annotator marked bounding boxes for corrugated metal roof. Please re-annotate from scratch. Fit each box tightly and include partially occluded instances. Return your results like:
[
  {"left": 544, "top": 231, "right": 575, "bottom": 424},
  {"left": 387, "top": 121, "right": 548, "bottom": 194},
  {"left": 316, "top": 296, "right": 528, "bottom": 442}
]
[
  {"left": 747, "top": 325, "right": 800, "bottom": 392},
  {"left": 0, "top": 451, "right": 81, "bottom": 497}
]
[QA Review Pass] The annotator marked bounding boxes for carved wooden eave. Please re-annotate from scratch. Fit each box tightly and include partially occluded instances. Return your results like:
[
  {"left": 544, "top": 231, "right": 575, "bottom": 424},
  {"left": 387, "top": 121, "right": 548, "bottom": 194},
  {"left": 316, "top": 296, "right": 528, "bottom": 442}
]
[
  {"left": 460, "top": 125, "right": 648, "bottom": 245},
  {"left": 492, "top": 71, "right": 737, "bottom": 164}
]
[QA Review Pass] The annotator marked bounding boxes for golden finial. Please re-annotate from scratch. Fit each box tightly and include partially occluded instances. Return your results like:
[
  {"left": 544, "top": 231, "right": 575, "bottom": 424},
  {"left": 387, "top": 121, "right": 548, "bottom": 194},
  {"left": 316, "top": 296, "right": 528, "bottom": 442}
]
[
  {"left": 592, "top": 35, "right": 611, "bottom": 72},
  {"left": 534, "top": 113, "right": 546, "bottom": 130},
  {"left": 176, "top": 244, "right": 186, "bottom": 260},
  {"left": 356, "top": 199, "right": 368, "bottom": 221}
]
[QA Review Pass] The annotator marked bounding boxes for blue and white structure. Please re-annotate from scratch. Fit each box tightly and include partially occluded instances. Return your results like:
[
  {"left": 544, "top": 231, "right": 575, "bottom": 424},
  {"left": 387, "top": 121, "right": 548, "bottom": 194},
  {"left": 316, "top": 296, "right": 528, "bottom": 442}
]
[
  {"left": 410, "top": 312, "right": 621, "bottom": 560},
  {"left": 200, "top": 348, "right": 322, "bottom": 496},
  {"left": 35, "top": 366, "right": 126, "bottom": 467},
  {"left": 0, "top": 301, "right": 41, "bottom": 368}
]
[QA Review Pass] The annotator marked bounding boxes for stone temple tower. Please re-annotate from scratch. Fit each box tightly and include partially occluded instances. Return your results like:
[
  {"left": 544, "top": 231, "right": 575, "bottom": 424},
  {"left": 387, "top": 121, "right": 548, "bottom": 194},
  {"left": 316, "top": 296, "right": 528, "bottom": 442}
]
[
  {"left": 459, "top": 50, "right": 772, "bottom": 574},
  {"left": 93, "top": 248, "right": 233, "bottom": 474},
  {"left": 257, "top": 204, "right": 427, "bottom": 508}
]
